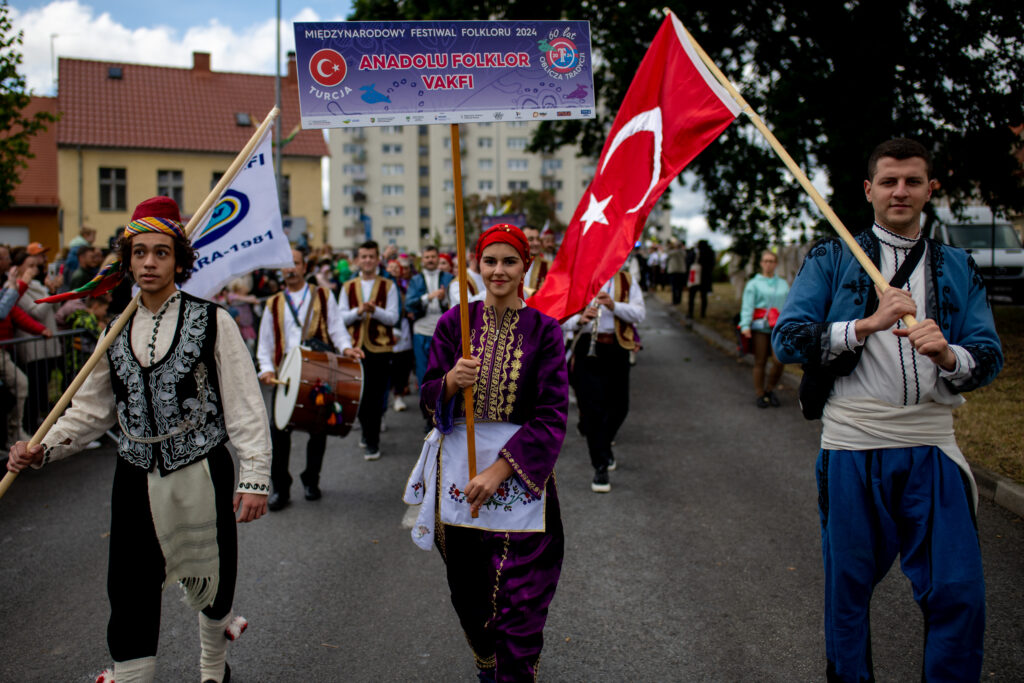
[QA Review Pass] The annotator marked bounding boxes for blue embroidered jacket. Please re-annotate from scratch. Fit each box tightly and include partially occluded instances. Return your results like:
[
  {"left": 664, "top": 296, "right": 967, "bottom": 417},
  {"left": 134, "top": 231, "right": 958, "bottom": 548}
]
[{"left": 771, "top": 229, "right": 1002, "bottom": 394}]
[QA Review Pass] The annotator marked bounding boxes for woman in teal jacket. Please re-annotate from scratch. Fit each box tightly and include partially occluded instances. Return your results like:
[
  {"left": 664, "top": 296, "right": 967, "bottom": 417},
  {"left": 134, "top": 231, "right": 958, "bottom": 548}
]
[{"left": 739, "top": 251, "right": 789, "bottom": 407}]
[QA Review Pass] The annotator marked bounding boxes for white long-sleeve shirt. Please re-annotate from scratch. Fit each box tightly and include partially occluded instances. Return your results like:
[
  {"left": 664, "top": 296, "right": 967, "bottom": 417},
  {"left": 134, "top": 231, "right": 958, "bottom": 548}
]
[
  {"left": 255, "top": 284, "right": 353, "bottom": 376},
  {"left": 40, "top": 292, "right": 272, "bottom": 492},
  {"left": 564, "top": 275, "right": 646, "bottom": 333},
  {"left": 826, "top": 224, "right": 974, "bottom": 407},
  {"left": 338, "top": 276, "right": 400, "bottom": 328}
]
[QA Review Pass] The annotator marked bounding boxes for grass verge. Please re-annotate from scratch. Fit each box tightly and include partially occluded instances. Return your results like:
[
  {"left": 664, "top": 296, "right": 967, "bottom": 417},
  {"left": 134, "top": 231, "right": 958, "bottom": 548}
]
[{"left": 654, "top": 284, "right": 1024, "bottom": 484}]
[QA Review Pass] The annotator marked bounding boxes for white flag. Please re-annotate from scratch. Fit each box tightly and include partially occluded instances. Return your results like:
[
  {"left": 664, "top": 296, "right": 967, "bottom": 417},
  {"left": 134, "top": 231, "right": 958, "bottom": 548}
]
[{"left": 182, "top": 128, "right": 293, "bottom": 299}]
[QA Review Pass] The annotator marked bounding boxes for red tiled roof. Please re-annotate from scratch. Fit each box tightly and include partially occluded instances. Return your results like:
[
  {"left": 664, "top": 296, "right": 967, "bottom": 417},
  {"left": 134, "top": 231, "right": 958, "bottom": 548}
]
[
  {"left": 5, "top": 96, "right": 60, "bottom": 207},
  {"left": 56, "top": 54, "right": 328, "bottom": 158}
]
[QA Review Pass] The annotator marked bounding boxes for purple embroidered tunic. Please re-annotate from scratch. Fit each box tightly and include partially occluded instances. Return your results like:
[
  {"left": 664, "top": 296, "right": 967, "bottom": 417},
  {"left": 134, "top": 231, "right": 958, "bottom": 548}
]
[{"left": 420, "top": 301, "right": 569, "bottom": 681}]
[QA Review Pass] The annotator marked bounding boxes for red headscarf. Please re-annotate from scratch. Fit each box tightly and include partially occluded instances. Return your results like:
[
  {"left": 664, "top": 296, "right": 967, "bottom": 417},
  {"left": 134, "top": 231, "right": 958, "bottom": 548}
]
[{"left": 474, "top": 224, "right": 533, "bottom": 298}]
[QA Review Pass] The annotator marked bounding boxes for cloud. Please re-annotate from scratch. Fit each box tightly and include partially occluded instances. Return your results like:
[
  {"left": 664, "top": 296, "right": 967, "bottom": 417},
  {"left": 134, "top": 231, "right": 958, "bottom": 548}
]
[{"left": 11, "top": 1, "right": 331, "bottom": 95}]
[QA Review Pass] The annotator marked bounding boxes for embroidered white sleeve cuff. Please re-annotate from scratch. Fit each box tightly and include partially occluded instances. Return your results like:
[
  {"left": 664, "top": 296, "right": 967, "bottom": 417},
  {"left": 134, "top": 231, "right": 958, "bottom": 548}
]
[
  {"left": 938, "top": 344, "right": 976, "bottom": 383},
  {"left": 826, "top": 320, "right": 864, "bottom": 359}
]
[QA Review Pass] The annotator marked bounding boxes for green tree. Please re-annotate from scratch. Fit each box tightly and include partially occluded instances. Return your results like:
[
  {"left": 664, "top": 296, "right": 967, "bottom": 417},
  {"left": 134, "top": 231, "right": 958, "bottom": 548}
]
[
  {"left": 0, "top": 1, "right": 57, "bottom": 211},
  {"left": 351, "top": 1, "right": 1024, "bottom": 261}
]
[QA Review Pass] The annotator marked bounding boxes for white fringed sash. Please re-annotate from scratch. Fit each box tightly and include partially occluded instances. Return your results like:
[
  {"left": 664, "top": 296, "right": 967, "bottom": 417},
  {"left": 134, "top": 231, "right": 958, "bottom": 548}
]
[
  {"left": 148, "top": 459, "right": 220, "bottom": 610},
  {"left": 822, "top": 397, "right": 976, "bottom": 510},
  {"left": 404, "top": 422, "right": 546, "bottom": 550}
]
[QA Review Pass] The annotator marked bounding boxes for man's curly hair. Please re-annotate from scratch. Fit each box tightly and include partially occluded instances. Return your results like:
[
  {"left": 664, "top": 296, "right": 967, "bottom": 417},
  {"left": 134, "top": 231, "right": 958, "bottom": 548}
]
[{"left": 117, "top": 230, "right": 196, "bottom": 285}]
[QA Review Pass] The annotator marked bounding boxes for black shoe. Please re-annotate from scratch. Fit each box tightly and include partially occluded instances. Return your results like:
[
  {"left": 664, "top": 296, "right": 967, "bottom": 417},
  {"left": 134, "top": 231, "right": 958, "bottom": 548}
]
[
  {"left": 203, "top": 662, "right": 229, "bottom": 683},
  {"left": 767, "top": 390, "right": 780, "bottom": 407},
  {"left": 591, "top": 468, "right": 611, "bottom": 493},
  {"left": 756, "top": 395, "right": 771, "bottom": 409},
  {"left": 607, "top": 456, "right": 617, "bottom": 472},
  {"left": 303, "top": 484, "right": 322, "bottom": 501},
  {"left": 267, "top": 491, "right": 290, "bottom": 511}
]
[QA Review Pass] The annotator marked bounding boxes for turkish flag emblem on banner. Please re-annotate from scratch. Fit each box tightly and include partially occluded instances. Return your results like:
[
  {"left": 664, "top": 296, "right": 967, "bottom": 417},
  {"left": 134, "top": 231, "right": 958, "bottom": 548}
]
[{"left": 529, "top": 13, "right": 741, "bottom": 320}]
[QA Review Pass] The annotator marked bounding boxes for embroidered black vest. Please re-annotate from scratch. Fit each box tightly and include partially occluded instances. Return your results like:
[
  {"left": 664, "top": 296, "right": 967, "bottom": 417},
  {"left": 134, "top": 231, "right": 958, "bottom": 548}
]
[{"left": 107, "top": 292, "right": 228, "bottom": 475}]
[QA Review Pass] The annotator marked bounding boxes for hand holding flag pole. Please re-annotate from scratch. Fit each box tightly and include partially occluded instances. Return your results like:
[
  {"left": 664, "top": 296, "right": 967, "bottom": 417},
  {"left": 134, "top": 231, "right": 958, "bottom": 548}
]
[
  {"left": 0, "top": 107, "right": 281, "bottom": 502},
  {"left": 663, "top": 9, "right": 917, "bottom": 327},
  {"left": 449, "top": 123, "right": 479, "bottom": 519}
]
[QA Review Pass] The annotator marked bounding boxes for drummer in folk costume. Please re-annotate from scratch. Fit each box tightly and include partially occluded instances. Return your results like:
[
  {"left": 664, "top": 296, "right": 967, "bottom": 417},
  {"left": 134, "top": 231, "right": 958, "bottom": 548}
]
[
  {"left": 338, "top": 241, "right": 399, "bottom": 461},
  {"left": 8, "top": 197, "right": 271, "bottom": 683},
  {"left": 521, "top": 224, "right": 550, "bottom": 298},
  {"left": 257, "top": 248, "right": 361, "bottom": 510},
  {"left": 404, "top": 224, "right": 568, "bottom": 682}
]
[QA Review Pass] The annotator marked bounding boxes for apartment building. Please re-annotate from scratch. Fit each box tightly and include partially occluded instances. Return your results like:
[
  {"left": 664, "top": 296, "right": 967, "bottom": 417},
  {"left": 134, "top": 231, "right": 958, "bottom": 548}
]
[{"left": 327, "top": 121, "right": 604, "bottom": 253}]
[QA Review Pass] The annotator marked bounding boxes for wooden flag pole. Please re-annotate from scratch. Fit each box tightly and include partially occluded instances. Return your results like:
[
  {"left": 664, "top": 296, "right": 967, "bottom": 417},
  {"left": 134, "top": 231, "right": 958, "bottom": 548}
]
[
  {"left": 449, "top": 123, "right": 479, "bottom": 519},
  {"left": 0, "top": 107, "right": 281, "bottom": 501},
  {"left": 666, "top": 9, "right": 917, "bottom": 328}
]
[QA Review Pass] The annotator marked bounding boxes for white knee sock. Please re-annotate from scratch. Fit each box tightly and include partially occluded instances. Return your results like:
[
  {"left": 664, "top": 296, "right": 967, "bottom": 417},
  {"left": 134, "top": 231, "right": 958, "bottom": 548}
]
[
  {"left": 112, "top": 656, "right": 157, "bottom": 683},
  {"left": 199, "top": 613, "right": 231, "bottom": 682}
]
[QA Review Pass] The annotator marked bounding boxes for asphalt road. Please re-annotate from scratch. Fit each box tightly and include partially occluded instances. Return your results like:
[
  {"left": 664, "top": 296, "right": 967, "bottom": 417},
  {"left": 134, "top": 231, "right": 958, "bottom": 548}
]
[{"left": 2, "top": 295, "right": 1022, "bottom": 681}]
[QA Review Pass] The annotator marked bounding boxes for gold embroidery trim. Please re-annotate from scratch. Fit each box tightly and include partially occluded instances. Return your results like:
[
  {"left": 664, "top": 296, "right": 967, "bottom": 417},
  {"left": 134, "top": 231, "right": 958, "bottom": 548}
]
[
  {"left": 484, "top": 532, "right": 511, "bottom": 629},
  {"left": 501, "top": 447, "right": 543, "bottom": 498}
]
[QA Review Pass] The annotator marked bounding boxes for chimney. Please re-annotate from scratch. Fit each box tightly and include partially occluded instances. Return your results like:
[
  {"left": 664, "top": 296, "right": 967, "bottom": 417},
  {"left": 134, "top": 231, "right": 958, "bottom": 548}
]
[
  {"left": 286, "top": 51, "right": 297, "bottom": 85},
  {"left": 193, "top": 52, "right": 211, "bottom": 72}
]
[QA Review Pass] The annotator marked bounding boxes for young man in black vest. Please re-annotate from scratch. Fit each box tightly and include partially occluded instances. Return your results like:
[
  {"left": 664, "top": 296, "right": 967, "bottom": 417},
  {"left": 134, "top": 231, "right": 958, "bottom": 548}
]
[{"left": 8, "top": 196, "right": 272, "bottom": 683}]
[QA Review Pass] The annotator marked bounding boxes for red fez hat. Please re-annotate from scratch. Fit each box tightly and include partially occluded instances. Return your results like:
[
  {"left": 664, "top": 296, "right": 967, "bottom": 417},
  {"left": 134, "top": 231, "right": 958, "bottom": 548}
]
[{"left": 131, "top": 196, "right": 183, "bottom": 223}]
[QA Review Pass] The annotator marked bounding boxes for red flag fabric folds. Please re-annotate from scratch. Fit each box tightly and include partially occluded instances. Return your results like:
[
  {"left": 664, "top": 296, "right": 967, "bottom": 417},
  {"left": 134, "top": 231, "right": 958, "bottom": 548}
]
[{"left": 529, "top": 13, "right": 740, "bottom": 320}]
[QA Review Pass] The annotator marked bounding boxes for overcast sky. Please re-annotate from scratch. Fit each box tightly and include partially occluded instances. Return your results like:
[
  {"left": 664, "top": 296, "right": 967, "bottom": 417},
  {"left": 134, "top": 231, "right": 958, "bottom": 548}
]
[{"left": 12, "top": 0, "right": 731, "bottom": 248}]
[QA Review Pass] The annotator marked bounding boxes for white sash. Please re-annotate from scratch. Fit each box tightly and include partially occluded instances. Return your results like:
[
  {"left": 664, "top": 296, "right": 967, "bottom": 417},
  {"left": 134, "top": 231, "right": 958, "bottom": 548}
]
[
  {"left": 403, "top": 422, "right": 546, "bottom": 550},
  {"left": 822, "top": 397, "right": 977, "bottom": 510}
]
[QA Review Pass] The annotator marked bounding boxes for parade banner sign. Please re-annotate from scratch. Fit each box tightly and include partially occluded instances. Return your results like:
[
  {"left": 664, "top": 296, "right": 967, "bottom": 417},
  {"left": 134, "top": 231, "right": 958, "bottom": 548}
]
[
  {"left": 182, "top": 127, "right": 293, "bottom": 299},
  {"left": 293, "top": 21, "right": 595, "bottom": 129}
]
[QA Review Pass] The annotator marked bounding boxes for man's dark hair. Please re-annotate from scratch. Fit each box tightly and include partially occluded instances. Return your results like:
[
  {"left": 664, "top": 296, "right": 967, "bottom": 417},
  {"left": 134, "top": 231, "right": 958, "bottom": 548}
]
[
  {"left": 423, "top": 245, "right": 439, "bottom": 254},
  {"left": 521, "top": 224, "right": 539, "bottom": 233},
  {"left": 358, "top": 240, "right": 379, "bottom": 255},
  {"left": 117, "top": 232, "right": 197, "bottom": 285},
  {"left": 867, "top": 138, "right": 932, "bottom": 180}
]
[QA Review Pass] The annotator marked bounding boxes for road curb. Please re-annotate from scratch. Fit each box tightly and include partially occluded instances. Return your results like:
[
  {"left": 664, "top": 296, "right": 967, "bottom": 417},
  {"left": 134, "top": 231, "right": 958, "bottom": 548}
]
[{"left": 651, "top": 294, "right": 1024, "bottom": 520}]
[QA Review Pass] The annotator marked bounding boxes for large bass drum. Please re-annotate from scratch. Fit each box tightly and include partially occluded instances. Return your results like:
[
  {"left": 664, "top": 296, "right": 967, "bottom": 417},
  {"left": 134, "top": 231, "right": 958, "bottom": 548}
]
[{"left": 274, "top": 347, "right": 363, "bottom": 437}]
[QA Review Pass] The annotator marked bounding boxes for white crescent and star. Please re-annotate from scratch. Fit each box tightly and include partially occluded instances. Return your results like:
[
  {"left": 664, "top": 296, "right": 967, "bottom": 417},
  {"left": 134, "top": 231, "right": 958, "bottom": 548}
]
[
  {"left": 581, "top": 106, "right": 665, "bottom": 237},
  {"left": 317, "top": 58, "right": 339, "bottom": 77}
]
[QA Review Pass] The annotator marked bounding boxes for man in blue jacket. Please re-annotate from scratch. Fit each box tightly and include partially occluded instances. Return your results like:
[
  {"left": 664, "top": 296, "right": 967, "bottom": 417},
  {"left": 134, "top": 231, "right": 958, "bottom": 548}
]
[
  {"left": 405, "top": 245, "right": 453, "bottom": 428},
  {"left": 773, "top": 138, "right": 1002, "bottom": 682}
]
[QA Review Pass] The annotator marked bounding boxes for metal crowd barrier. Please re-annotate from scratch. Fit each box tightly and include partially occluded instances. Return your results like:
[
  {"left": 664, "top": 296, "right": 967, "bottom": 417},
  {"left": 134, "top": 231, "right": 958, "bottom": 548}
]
[{"left": 0, "top": 328, "right": 97, "bottom": 447}]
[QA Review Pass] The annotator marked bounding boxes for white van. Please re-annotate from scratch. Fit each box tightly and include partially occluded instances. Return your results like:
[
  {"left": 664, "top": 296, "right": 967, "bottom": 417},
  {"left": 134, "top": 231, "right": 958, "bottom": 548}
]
[{"left": 924, "top": 205, "right": 1024, "bottom": 304}]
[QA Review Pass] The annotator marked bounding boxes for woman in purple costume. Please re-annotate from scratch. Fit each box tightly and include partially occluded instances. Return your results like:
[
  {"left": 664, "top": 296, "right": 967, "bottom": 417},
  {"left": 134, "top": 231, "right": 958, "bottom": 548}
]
[{"left": 414, "top": 224, "right": 568, "bottom": 682}]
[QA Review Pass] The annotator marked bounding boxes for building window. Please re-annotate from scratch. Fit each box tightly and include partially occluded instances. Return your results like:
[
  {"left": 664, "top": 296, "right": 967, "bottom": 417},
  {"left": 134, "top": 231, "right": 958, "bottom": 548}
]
[
  {"left": 478, "top": 158, "right": 493, "bottom": 171},
  {"left": 382, "top": 125, "right": 403, "bottom": 134},
  {"left": 507, "top": 137, "right": 528, "bottom": 150},
  {"left": 419, "top": 185, "right": 429, "bottom": 197},
  {"left": 507, "top": 159, "right": 528, "bottom": 171},
  {"left": 344, "top": 226, "right": 361, "bottom": 237},
  {"left": 443, "top": 180, "right": 453, "bottom": 192},
  {"left": 478, "top": 180, "right": 494, "bottom": 192},
  {"left": 479, "top": 122, "right": 493, "bottom": 127},
  {"left": 542, "top": 179, "right": 563, "bottom": 191},
  {"left": 99, "top": 167, "right": 127, "bottom": 211},
  {"left": 419, "top": 165, "right": 429, "bottom": 177},
  {"left": 383, "top": 226, "right": 405, "bottom": 237},
  {"left": 382, "top": 184, "right": 405, "bottom": 196},
  {"left": 420, "top": 206, "right": 430, "bottom": 218},
  {"left": 342, "top": 206, "right": 361, "bottom": 216},
  {"left": 477, "top": 137, "right": 493, "bottom": 148},
  {"left": 343, "top": 164, "right": 365, "bottom": 175},
  {"left": 445, "top": 202, "right": 455, "bottom": 217},
  {"left": 342, "top": 184, "right": 362, "bottom": 195},
  {"left": 210, "top": 171, "right": 225, "bottom": 190},
  {"left": 508, "top": 180, "right": 529, "bottom": 191},
  {"left": 279, "top": 175, "right": 291, "bottom": 215},
  {"left": 556, "top": 201, "right": 564, "bottom": 212},
  {"left": 342, "top": 143, "right": 364, "bottom": 154},
  {"left": 157, "top": 170, "right": 184, "bottom": 208},
  {"left": 382, "top": 164, "right": 405, "bottom": 176},
  {"left": 443, "top": 159, "right": 452, "bottom": 170},
  {"left": 542, "top": 159, "right": 563, "bottom": 173},
  {"left": 419, "top": 145, "right": 429, "bottom": 156},
  {"left": 382, "top": 143, "right": 403, "bottom": 154},
  {"left": 509, "top": 121, "right": 528, "bottom": 128},
  {"left": 418, "top": 125, "right": 429, "bottom": 135},
  {"left": 382, "top": 205, "right": 405, "bottom": 217}
]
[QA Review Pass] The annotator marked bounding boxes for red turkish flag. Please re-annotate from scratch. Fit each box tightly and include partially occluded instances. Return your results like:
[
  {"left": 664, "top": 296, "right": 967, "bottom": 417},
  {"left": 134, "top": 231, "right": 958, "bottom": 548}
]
[{"left": 529, "top": 13, "right": 740, "bottom": 320}]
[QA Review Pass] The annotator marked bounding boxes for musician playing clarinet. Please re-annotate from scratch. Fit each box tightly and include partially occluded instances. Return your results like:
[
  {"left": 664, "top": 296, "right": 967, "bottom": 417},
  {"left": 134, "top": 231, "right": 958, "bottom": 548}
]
[
  {"left": 564, "top": 262, "right": 645, "bottom": 493},
  {"left": 7, "top": 197, "right": 271, "bottom": 683},
  {"left": 257, "top": 247, "right": 362, "bottom": 511},
  {"left": 338, "top": 241, "right": 399, "bottom": 461}
]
